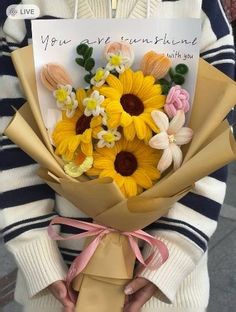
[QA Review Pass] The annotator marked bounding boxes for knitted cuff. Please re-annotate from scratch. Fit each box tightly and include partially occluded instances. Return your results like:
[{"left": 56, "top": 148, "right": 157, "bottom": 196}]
[
  {"left": 9, "top": 232, "right": 68, "bottom": 297},
  {"left": 139, "top": 233, "right": 201, "bottom": 303}
]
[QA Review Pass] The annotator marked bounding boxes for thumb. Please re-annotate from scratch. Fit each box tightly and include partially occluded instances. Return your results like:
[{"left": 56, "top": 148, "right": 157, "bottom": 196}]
[
  {"left": 48, "top": 280, "right": 75, "bottom": 310},
  {"left": 124, "top": 277, "right": 149, "bottom": 295}
]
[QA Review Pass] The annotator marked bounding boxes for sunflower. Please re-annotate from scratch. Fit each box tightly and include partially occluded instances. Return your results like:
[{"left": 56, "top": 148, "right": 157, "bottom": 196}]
[
  {"left": 98, "top": 69, "right": 165, "bottom": 142},
  {"left": 52, "top": 88, "right": 103, "bottom": 160},
  {"left": 87, "top": 138, "right": 161, "bottom": 198}
]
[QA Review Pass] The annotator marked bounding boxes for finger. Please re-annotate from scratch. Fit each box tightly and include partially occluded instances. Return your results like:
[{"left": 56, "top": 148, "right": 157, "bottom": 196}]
[
  {"left": 124, "top": 283, "right": 156, "bottom": 312},
  {"left": 49, "top": 281, "right": 75, "bottom": 309},
  {"left": 124, "top": 277, "right": 149, "bottom": 295}
]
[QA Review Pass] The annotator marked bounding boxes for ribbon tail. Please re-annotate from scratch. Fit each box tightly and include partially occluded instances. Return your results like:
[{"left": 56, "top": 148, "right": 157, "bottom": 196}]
[{"left": 66, "top": 233, "right": 105, "bottom": 302}]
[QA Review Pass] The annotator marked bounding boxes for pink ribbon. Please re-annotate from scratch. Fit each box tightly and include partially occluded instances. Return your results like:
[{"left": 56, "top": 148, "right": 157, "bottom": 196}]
[{"left": 48, "top": 216, "right": 169, "bottom": 302}]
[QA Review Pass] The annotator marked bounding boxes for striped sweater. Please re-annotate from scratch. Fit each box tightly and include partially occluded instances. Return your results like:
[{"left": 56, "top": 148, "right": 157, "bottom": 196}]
[{"left": 0, "top": 1, "right": 235, "bottom": 311}]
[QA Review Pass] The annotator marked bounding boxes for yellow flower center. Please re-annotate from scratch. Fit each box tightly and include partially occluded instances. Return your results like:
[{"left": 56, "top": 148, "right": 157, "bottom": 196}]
[
  {"left": 103, "top": 132, "right": 116, "bottom": 143},
  {"left": 56, "top": 89, "right": 68, "bottom": 102},
  {"left": 94, "top": 69, "right": 105, "bottom": 82},
  {"left": 169, "top": 134, "right": 176, "bottom": 143},
  {"left": 110, "top": 55, "right": 122, "bottom": 66},
  {"left": 86, "top": 99, "right": 97, "bottom": 110}
]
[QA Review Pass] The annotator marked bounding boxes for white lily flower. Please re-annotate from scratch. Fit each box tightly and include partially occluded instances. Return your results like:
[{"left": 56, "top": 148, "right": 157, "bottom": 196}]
[{"left": 149, "top": 110, "right": 193, "bottom": 173}]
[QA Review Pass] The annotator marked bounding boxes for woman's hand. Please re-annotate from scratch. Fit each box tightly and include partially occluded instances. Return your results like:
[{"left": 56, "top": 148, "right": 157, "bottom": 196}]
[
  {"left": 48, "top": 280, "right": 75, "bottom": 312},
  {"left": 124, "top": 277, "right": 157, "bottom": 312}
]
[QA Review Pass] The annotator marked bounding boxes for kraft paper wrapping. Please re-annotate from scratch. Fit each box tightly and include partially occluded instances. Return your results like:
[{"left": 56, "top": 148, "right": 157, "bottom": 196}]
[{"left": 4, "top": 45, "right": 236, "bottom": 311}]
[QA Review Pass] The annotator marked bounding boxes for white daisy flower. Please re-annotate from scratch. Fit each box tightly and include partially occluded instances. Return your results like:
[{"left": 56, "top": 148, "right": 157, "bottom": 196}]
[
  {"left": 83, "top": 90, "right": 105, "bottom": 117},
  {"left": 53, "top": 84, "right": 78, "bottom": 118},
  {"left": 97, "top": 128, "right": 121, "bottom": 148},
  {"left": 105, "top": 53, "right": 131, "bottom": 74},
  {"left": 91, "top": 68, "right": 110, "bottom": 87}
]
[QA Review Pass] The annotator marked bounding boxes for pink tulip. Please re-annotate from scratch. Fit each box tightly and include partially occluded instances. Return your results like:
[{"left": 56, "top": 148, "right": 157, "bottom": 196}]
[
  {"left": 149, "top": 110, "right": 193, "bottom": 173},
  {"left": 164, "top": 85, "right": 190, "bottom": 118}
]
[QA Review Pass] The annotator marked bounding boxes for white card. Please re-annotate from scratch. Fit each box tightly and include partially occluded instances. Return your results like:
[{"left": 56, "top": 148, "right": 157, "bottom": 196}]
[{"left": 32, "top": 18, "right": 201, "bottom": 129}]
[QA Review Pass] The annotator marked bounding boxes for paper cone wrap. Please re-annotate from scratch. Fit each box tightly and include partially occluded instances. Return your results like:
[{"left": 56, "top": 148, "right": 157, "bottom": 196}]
[{"left": 4, "top": 45, "right": 236, "bottom": 311}]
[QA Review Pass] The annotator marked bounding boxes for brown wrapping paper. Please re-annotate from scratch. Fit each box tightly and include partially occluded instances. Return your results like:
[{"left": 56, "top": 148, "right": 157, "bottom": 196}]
[{"left": 4, "top": 45, "right": 236, "bottom": 311}]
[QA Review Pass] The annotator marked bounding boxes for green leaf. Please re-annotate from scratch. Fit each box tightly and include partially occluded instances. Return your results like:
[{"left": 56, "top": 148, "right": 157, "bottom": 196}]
[
  {"left": 84, "top": 58, "right": 95, "bottom": 71},
  {"left": 173, "top": 74, "right": 185, "bottom": 85},
  {"left": 161, "top": 84, "right": 171, "bottom": 95},
  {"left": 158, "top": 78, "right": 170, "bottom": 85},
  {"left": 76, "top": 44, "right": 89, "bottom": 56},
  {"left": 84, "top": 74, "right": 92, "bottom": 84},
  {"left": 175, "top": 64, "right": 189, "bottom": 75},
  {"left": 84, "top": 47, "right": 93, "bottom": 60},
  {"left": 168, "top": 68, "right": 175, "bottom": 80},
  {"left": 75, "top": 58, "right": 85, "bottom": 67}
]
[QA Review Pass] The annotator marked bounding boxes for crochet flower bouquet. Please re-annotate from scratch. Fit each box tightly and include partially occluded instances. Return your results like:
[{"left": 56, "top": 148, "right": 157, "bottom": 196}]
[{"left": 5, "top": 41, "right": 236, "bottom": 311}]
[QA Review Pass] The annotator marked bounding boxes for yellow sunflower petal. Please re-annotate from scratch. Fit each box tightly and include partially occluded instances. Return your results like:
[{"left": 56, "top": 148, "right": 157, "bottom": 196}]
[
  {"left": 123, "top": 177, "right": 138, "bottom": 197},
  {"left": 99, "top": 87, "right": 120, "bottom": 100},
  {"left": 107, "top": 113, "right": 121, "bottom": 128},
  {"left": 90, "top": 115, "right": 102, "bottom": 128},
  {"left": 123, "top": 122, "right": 136, "bottom": 141},
  {"left": 131, "top": 71, "right": 144, "bottom": 95},
  {"left": 142, "top": 165, "right": 161, "bottom": 180},
  {"left": 81, "top": 128, "right": 92, "bottom": 144},
  {"left": 95, "top": 146, "right": 116, "bottom": 161},
  {"left": 144, "top": 126, "right": 153, "bottom": 143},
  {"left": 120, "top": 111, "right": 133, "bottom": 127},
  {"left": 137, "top": 76, "right": 155, "bottom": 100},
  {"left": 87, "top": 167, "right": 101, "bottom": 176},
  {"left": 143, "top": 95, "right": 166, "bottom": 109},
  {"left": 106, "top": 74, "right": 123, "bottom": 93},
  {"left": 119, "top": 69, "right": 133, "bottom": 94},
  {"left": 141, "top": 113, "right": 159, "bottom": 133},
  {"left": 94, "top": 158, "right": 114, "bottom": 169},
  {"left": 81, "top": 142, "right": 93, "bottom": 156},
  {"left": 76, "top": 88, "right": 87, "bottom": 110},
  {"left": 64, "top": 150, "right": 75, "bottom": 161},
  {"left": 133, "top": 116, "right": 147, "bottom": 140},
  {"left": 133, "top": 168, "right": 153, "bottom": 189},
  {"left": 99, "top": 169, "right": 116, "bottom": 179},
  {"left": 92, "top": 126, "right": 103, "bottom": 138},
  {"left": 120, "top": 185, "right": 127, "bottom": 197},
  {"left": 106, "top": 101, "right": 123, "bottom": 114},
  {"left": 68, "top": 135, "right": 81, "bottom": 152},
  {"left": 114, "top": 173, "right": 125, "bottom": 188}
]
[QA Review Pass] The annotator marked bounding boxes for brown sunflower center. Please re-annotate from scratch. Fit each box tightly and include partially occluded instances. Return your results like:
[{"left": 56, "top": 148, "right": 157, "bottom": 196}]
[
  {"left": 120, "top": 94, "right": 144, "bottom": 116},
  {"left": 76, "top": 115, "right": 92, "bottom": 135},
  {"left": 115, "top": 151, "right": 138, "bottom": 176}
]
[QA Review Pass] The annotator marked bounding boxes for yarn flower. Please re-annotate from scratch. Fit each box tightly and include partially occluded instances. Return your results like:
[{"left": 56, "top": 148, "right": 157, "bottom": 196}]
[
  {"left": 91, "top": 67, "right": 110, "bottom": 87},
  {"left": 87, "top": 138, "right": 161, "bottom": 197},
  {"left": 53, "top": 84, "right": 78, "bottom": 118},
  {"left": 97, "top": 128, "right": 121, "bottom": 148},
  {"left": 140, "top": 51, "right": 172, "bottom": 80},
  {"left": 164, "top": 85, "right": 190, "bottom": 118},
  {"left": 149, "top": 110, "right": 193, "bottom": 173},
  {"left": 64, "top": 152, "right": 93, "bottom": 178},
  {"left": 98, "top": 69, "right": 165, "bottom": 142},
  {"left": 105, "top": 42, "right": 134, "bottom": 73},
  {"left": 83, "top": 90, "right": 105, "bottom": 117},
  {"left": 52, "top": 88, "right": 103, "bottom": 160}
]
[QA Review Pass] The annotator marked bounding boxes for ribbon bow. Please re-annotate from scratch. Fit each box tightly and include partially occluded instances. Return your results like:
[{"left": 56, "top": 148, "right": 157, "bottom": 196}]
[{"left": 48, "top": 216, "right": 169, "bottom": 302}]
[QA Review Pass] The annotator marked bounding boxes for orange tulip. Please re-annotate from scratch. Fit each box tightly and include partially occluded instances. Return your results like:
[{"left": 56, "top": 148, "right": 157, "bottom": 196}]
[{"left": 140, "top": 51, "right": 171, "bottom": 79}]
